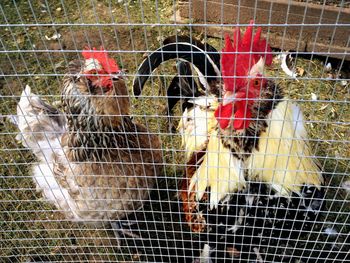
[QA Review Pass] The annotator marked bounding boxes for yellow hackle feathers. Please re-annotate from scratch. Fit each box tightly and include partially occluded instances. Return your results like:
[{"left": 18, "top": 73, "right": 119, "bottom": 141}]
[
  {"left": 247, "top": 100, "right": 323, "bottom": 196},
  {"left": 178, "top": 103, "right": 218, "bottom": 160},
  {"left": 189, "top": 130, "right": 246, "bottom": 209}
]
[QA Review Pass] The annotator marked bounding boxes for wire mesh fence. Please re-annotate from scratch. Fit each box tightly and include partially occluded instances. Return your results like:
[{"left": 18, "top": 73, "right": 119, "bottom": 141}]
[{"left": 0, "top": 0, "right": 349, "bottom": 262}]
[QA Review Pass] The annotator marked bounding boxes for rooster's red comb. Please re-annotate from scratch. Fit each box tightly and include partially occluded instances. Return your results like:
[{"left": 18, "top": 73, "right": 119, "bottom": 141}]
[
  {"left": 82, "top": 47, "right": 119, "bottom": 73},
  {"left": 221, "top": 20, "right": 272, "bottom": 92}
]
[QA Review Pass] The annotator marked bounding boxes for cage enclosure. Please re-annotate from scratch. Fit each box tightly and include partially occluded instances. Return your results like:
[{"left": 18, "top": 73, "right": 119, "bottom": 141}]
[{"left": 0, "top": 0, "right": 349, "bottom": 262}]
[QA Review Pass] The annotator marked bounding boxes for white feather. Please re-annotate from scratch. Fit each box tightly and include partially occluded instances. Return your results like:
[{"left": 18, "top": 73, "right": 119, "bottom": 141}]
[
  {"left": 291, "top": 103, "right": 307, "bottom": 138},
  {"left": 16, "top": 85, "right": 80, "bottom": 220},
  {"left": 177, "top": 99, "right": 218, "bottom": 159},
  {"left": 187, "top": 96, "right": 217, "bottom": 108},
  {"left": 84, "top": 58, "right": 102, "bottom": 72},
  {"left": 280, "top": 53, "right": 297, "bottom": 78},
  {"left": 199, "top": 244, "right": 213, "bottom": 263}
]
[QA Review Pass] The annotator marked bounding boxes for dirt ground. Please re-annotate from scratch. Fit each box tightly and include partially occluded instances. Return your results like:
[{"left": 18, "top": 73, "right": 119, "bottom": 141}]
[{"left": 0, "top": 0, "right": 349, "bottom": 262}]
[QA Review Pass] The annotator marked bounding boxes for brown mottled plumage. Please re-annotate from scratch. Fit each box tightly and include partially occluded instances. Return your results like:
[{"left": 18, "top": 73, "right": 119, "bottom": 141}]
[{"left": 16, "top": 53, "right": 162, "bottom": 226}]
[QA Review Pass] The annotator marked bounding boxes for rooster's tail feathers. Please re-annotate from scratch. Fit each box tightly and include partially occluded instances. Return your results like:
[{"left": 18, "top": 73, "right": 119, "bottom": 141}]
[
  {"left": 163, "top": 35, "right": 221, "bottom": 68},
  {"left": 165, "top": 61, "right": 202, "bottom": 115},
  {"left": 132, "top": 41, "right": 220, "bottom": 97}
]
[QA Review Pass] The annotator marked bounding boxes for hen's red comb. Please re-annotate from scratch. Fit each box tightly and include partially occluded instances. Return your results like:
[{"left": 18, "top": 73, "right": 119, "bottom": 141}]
[
  {"left": 221, "top": 20, "right": 272, "bottom": 92},
  {"left": 82, "top": 47, "right": 119, "bottom": 73}
]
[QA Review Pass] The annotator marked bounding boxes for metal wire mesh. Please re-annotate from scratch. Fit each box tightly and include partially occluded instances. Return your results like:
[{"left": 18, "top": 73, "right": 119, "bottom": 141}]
[{"left": 0, "top": 0, "right": 349, "bottom": 262}]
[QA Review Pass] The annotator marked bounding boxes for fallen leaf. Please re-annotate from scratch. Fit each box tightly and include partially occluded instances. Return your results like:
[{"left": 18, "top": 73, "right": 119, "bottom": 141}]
[
  {"left": 54, "top": 61, "right": 65, "bottom": 70},
  {"left": 16, "top": 36, "right": 24, "bottom": 44},
  {"left": 330, "top": 107, "right": 337, "bottom": 118},
  {"left": 319, "top": 104, "right": 328, "bottom": 111},
  {"left": 340, "top": 80, "right": 347, "bottom": 86},
  {"left": 296, "top": 67, "right": 305, "bottom": 76},
  {"left": 45, "top": 33, "right": 62, "bottom": 41},
  {"left": 311, "top": 93, "right": 317, "bottom": 101}
]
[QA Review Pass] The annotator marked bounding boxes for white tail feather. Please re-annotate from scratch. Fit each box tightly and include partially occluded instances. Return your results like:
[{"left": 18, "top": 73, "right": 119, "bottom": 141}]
[{"left": 15, "top": 85, "right": 80, "bottom": 218}]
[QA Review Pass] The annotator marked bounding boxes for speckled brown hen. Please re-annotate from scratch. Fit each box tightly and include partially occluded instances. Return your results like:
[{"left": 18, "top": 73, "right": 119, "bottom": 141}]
[{"left": 15, "top": 48, "right": 162, "bottom": 232}]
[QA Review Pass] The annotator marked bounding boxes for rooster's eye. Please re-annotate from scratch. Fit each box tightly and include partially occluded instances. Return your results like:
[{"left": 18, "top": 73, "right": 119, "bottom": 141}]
[{"left": 253, "top": 79, "right": 261, "bottom": 87}]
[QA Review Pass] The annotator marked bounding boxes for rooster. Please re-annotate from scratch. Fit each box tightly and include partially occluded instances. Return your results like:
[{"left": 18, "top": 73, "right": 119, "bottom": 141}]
[
  {"left": 15, "top": 48, "right": 162, "bottom": 241},
  {"left": 133, "top": 22, "right": 325, "bottom": 262}
]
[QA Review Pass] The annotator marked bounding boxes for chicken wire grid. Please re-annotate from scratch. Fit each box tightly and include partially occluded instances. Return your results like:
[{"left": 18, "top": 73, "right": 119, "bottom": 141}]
[{"left": 0, "top": 0, "right": 349, "bottom": 262}]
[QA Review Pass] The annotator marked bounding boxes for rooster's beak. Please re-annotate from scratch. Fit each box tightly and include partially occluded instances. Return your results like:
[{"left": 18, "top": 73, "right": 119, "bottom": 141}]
[
  {"left": 112, "top": 70, "right": 127, "bottom": 80},
  {"left": 222, "top": 91, "right": 235, "bottom": 106}
]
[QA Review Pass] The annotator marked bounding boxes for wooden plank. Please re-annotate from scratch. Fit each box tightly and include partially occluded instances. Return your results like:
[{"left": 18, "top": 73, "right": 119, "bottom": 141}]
[{"left": 177, "top": 0, "right": 350, "bottom": 60}]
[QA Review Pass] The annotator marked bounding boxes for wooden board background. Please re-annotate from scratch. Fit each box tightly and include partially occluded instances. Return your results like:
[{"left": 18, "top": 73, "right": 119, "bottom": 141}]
[{"left": 176, "top": 0, "right": 350, "bottom": 60}]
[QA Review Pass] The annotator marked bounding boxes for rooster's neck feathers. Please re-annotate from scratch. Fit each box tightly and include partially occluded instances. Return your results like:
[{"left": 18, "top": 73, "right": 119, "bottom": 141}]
[
  {"left": 220, "top": 80, "right": 284, "bottom": 154},
  {"left": 62, "top": 60, "right": 137, "bottom": 162}
]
